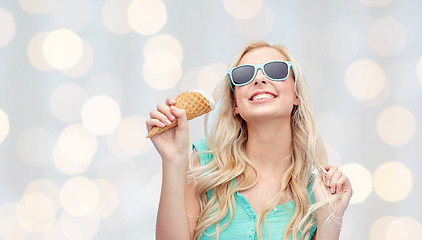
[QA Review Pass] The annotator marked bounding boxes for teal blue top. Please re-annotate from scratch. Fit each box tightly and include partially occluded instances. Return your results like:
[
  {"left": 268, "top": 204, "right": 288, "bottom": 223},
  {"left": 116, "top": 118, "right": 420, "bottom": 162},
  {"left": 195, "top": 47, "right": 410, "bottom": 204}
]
[{"left": 193, "top": 138, "right": 317, "bottom": 240}]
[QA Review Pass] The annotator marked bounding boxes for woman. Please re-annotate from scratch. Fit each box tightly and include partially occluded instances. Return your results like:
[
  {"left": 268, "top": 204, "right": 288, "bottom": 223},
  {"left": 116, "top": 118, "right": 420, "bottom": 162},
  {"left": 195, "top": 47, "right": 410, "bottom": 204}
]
[{"left": 147, "top": 41, "right": 352, "bottom": 240}]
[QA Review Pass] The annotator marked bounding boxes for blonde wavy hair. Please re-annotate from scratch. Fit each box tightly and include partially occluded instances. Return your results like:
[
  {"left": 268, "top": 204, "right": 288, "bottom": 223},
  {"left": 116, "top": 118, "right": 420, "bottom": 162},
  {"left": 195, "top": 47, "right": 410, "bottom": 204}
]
[{"left": 189, "top": 41, "right": 339, "bottom": 240}]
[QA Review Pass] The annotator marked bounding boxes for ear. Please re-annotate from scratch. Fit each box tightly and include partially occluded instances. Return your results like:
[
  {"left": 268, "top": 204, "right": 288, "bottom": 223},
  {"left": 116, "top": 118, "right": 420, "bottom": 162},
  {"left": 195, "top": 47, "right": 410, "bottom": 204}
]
[
  {"left": 293, "top": 95, "right": 299, "bottom": 106},
  {"left": 232, "top": 90, "right": 239, "bottom": 114},
  {"left": 234, "top": 105, "right": 239, "bottom": 115}
]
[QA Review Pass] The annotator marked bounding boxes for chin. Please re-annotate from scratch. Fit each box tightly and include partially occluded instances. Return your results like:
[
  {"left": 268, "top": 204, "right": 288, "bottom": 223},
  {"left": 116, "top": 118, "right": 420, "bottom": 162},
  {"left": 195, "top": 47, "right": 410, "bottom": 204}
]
[{"left": 240, "top": 111, "right": 290, "bottom": 123}]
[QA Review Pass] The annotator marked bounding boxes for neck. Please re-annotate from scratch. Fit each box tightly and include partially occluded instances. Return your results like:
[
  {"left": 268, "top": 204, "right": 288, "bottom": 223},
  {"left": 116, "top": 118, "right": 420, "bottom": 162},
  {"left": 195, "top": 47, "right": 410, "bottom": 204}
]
[{"left": 245, "top": 118, "right": 293, "bottom": 176}]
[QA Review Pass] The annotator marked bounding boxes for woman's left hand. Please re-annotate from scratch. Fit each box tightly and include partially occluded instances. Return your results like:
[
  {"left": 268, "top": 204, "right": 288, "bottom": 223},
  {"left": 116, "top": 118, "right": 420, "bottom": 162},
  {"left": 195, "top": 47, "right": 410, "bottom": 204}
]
[{"left": 313, "top": 166, "right": 353, "bottom": 217}]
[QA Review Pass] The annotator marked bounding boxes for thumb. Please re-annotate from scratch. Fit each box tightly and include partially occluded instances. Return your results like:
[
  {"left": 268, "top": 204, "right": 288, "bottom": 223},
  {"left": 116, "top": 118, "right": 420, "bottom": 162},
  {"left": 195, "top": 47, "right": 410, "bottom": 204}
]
[{"left": 170, "top": 106, "right": 188, "bottom": 130}]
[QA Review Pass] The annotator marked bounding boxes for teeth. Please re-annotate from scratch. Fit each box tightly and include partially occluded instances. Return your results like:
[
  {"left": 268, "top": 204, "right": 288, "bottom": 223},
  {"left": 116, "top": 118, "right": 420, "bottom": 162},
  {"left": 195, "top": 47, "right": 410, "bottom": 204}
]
[{"left": 252, "top": 94, "right": 275, "bottom": 101}]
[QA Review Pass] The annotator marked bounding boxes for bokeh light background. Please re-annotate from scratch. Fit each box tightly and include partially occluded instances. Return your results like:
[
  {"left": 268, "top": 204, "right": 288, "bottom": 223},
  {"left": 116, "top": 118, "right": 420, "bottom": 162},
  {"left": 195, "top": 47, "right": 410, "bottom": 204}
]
[{"left": 0, "top": 0, "right": 421, "bottom": 239}]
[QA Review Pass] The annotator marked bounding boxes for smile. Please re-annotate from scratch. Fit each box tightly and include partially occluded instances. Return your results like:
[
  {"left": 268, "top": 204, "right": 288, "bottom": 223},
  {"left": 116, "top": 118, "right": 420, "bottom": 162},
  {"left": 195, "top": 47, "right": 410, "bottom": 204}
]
[{"left": 250, "top": 93, "right": 276, "bottom": 101}]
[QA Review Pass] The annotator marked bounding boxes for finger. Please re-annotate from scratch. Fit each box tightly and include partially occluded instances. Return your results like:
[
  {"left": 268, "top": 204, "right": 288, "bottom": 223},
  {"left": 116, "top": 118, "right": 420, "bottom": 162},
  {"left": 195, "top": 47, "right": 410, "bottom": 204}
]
[
  {"left": 325, "top": 166, "right": 338, "bottom": 185},
  {"left": 170, "top": 106, "right": 187, "bottom": 130},
  {"left": 330, "top": 170, "right": 343, "bottom": 193},
  {"left": 150, "top": 109, "right": 172, "bottom": 127},
  {"left": 146, "top": 118, "right": 166, "bottom": 131},
  {"left": 156, "top": 103, "right": 176, "bottom": 124},
  {"left": 166, "top": 97, "right": 176, "bottom": 106},
  {"left": 334, "top": 175, "right": 349, "bottom": 193}
]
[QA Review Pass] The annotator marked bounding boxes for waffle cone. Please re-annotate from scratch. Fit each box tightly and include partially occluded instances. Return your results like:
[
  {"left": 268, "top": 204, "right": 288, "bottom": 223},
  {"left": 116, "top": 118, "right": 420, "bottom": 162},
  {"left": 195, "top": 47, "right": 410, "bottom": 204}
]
[{"left": 146, "top": 90, "right": 214, "bottom": 138}]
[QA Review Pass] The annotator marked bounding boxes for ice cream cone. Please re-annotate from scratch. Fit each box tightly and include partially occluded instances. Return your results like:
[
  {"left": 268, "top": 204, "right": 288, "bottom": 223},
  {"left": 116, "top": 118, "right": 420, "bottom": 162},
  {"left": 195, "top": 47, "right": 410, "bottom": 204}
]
[{"left": 146, "top": 89, "right": 215, "bottom": 138}]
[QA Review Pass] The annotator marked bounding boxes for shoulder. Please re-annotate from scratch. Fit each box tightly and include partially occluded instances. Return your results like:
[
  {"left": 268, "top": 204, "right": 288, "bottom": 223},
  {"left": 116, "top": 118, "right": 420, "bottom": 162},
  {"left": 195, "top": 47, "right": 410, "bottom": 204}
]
[
  {"left": 192, "top": 138, "right": 209, "bottom": 152},
  {"left": 192, "top": 138, "right": 214, "bottom": 166}
]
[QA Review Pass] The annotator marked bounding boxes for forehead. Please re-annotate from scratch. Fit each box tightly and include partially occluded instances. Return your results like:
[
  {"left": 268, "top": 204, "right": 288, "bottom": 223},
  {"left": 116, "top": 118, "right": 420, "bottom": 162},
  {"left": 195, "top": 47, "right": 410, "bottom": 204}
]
[{"left": 238, "top": 47, "right": 287, "bottom": 65}]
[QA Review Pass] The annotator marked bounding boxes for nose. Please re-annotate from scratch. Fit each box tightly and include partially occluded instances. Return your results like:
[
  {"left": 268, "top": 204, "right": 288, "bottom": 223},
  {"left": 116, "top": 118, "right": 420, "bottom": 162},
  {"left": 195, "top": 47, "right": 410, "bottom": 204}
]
[{"left": 253, "top": 68, "right": 268, "bottom": 86}]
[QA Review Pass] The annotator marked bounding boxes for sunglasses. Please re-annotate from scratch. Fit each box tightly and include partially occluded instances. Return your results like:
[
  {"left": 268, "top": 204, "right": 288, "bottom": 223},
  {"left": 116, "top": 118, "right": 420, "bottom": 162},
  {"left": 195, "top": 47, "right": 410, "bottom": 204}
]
[{"left": 227, "top": 60, "right": 295, "bottom": 91}]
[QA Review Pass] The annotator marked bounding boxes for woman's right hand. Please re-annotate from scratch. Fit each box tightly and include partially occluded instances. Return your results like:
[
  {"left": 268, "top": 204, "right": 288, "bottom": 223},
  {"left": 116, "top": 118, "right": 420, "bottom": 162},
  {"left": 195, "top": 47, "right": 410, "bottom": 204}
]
[{"left": 146, "top": 97, "right": 190, "bottom": 167}]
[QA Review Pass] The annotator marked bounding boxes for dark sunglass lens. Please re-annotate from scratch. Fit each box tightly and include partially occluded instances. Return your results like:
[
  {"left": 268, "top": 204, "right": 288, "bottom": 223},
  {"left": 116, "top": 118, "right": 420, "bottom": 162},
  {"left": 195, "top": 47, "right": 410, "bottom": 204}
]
[
  {"left": 264, "top": 62, "right": 288, "bottom": 79},
  {"left": 232, "top": 65, "right": 255, "bottom": 84}
]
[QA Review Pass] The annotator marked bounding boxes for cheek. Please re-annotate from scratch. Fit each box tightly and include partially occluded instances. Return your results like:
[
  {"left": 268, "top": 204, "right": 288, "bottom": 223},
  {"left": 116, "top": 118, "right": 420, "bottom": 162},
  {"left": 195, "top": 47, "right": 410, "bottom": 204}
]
[{"left": 282, "top": 81, "right": 296, "bottom": 96}]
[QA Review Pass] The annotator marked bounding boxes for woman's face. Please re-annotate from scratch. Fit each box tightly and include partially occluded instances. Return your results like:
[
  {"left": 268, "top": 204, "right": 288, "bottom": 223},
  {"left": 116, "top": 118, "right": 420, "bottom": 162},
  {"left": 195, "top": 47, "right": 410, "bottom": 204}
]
[{"left": 233, "top": 47, "right": 298, "bottom": 124}]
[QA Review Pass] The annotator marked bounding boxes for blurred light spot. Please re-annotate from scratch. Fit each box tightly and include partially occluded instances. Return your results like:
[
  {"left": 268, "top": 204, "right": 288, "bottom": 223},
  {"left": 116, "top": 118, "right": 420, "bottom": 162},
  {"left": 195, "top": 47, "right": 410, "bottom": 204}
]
[
  {"left": 198, "top": 63, "right": 227, "bottom": 95},
  {"left": 370, "top": 216, "right": 395, "bottom": 240},
  {"left": 345, "top": 59, "right": 386, "bottom": 100},
  {"left": 356, "top": 78, "right": 391, "bottom": 108},
  {"left": 340, "top": 163, "right": 372, "bottom": 204},
  {"left": 416, "top": 58, "right": 422, "bottom": 85},
  {"left": 113, "top": 116, "right": 148, "bottom": 156},
  {"left": 387, "top": 217, "right": 422, "bottom": 240},
  {"left": 59, "top": 215, "right": 83, "bottom": 240},
  {"left": 20, "top": 193, "right": 56, "bottom": 220},
  {"left": 43, "top": 29, "right": 83, "bottom": 70},
  {"left": 373, "top": 161, "right": 413, "bottom": 202},
  {"left": 59, "top": 124, "right": 98, "bottom": 152},
  {"left": 128, "top": 0, "right": 167, "bottom": 35},
  {"left": 54, "top": 135, "right": 92, "bottom": 175},
  {"left": 102, "top": 0, "right": 133, "bottom": 34},
  {"left": 52, "top": 0, "right": 91, "bottom": 31},
  {"left": 16, "top": 127, "right": 55, "bottom": 166},
  {"left": 50, "top": 83, "right": 88, "bottom": 123},
  {"left": 144, "top": 34, "right": 183, "bottom": 60},
  {"left": 85, "top": 73, "right": 124, "bottom": 103},
  {"left": 27, "top": 32, "right": 54, "bottom": 71},
  {"left": 81, "top": 95, "right": 121, "bottom": 135},
  {"left": 59, "top": 211, "right": 99, "bottom": 240},
  {"left": 316, "top": 113, "right": 345, "bottom": 147},
  {"left": 0, "top": 109, "right": 10, "bottom": 143},
  {"left": 0, "top": 203, "right": 29, "bottom": 240},
  {"left": 377, "top": 106, "right": 415, "bottom": 146},
  {"left": 60, "top": 177, "right": 99, "bottom": 217},
  {"left": 324, "top": 144, "right": 341, "bottom": 166},
  {"left": 42, "top": 221, "right": 67, "bottom": 240},
  {"left": 223, "top": 0, "right": 263, "bottom": 19},
  {"left": 361, "top": 0, "right": 392, "bottom": 7},
  {"left": 368, "top": 18, "right": 406, "bottom": 57},
  {"left": 234, "top": 4, "right": 273, "bottom": 39},
  {"left": 19, "top": 0, "right": 57, "bottom": 14},
  {"left": 140, "top": 134, "right": 153, "bottom": 155},
  {"left": 181, "top": 67, "right": 203, "bottom": 91},
  {"left": 60, "top": 40, "right": 94, "bottom": 77},
  {"left": 53, "top": 124, "right": 97, "bottom": 175},
  {"left": 58, "top": 136, "right": 91, "bottom": 163},
  {"left": 106, "top": 127, "right": 150, "bottom": 158},
  {"left": 143, "top": 51, "right": 182, "bottom": 90},
  {"left": 93, "top": 179, "right": 119, "bottom": 218},
  {"left": 386, "top": 218, "right": 408, "bottom": 240},
  {"left": 147, "top": 173, "right": 161, "bottom": 209},
  {"left": 0, "top": 8, "right": 16, "bottom": 47},
  {"left": 16, "top": 193, "right": 56, "bottom": 232},
  {"left": 24, "top": 179, "right": 61, "bottom": 213},
  {"left": 321, "top": 23, "right": 359, "bottom": 62}
]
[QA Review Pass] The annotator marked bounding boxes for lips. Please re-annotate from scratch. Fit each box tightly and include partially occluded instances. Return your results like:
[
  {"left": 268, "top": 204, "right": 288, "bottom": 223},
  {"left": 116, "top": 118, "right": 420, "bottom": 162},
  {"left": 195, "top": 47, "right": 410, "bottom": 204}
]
[{"left": 249, "top": 91, "right": 277, "bottom": 101}]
